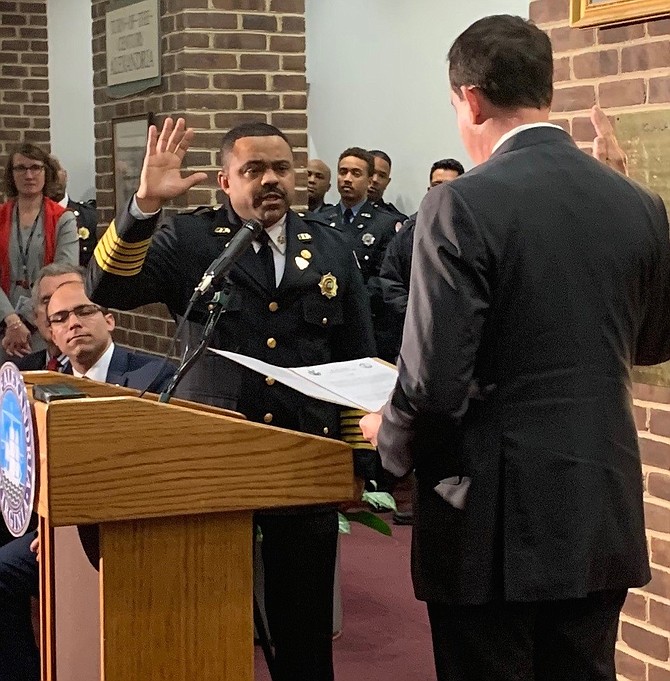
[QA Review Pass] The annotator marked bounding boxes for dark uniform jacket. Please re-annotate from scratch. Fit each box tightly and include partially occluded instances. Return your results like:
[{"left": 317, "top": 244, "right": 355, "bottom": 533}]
[
  {"left": 87, "top": 200, "right": 376, "bottom": 498},
  {"left": 370, "top": 213, "right": 416, "bottom": 360},
  {"left": 67, "top": 198, "right": 98, "bottom": 267},
  {"left": 372, "top": 198, "right": 408, "bottom": 222},
  {"left": 322, "top": 200, "right": 399, "bottom": 285},
  {"left": 377, "top": 127, "right": 670, "bottom": 605},
  {"left": 322, "top": 201, "right": 399, "bottom": 362}
]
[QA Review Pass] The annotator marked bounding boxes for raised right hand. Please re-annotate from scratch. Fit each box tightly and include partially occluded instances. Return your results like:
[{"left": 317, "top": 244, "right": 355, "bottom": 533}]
[
  {"left": 590, "top": 106, "right": 628, "bottom": 176},
  {"left": 135, "top": 117, "right": 209, "bottom": 213}
]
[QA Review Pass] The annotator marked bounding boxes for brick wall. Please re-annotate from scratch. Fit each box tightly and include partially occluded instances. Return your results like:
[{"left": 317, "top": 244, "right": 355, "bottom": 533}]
[
  {"left": 0, "top": 0, "right": 51, "bottom": 172},
  {"left": 530, "top": 2, "right": 670, "bottom": 678},
  {"left": 530, "top": 1, "right": 670, "bottom": 147},
  {"left": 91, "top": 0, "right": 307, "bottom": 354}
]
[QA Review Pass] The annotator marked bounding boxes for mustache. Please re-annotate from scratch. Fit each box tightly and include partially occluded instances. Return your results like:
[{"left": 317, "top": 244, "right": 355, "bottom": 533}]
[{"left": 253, "top": 187, "right": 289, "bottom": 207}]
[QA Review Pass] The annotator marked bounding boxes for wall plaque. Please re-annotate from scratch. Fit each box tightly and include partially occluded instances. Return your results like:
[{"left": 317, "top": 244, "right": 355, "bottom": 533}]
[
  {"left": 571, "top": 0, "right": 670, "bottom": 27},
  {"left": 615, "top": 110, "right": 670, "bottom": 387},
  {"left": 106, "top": 0, "right": 160, "bottom": 90}
]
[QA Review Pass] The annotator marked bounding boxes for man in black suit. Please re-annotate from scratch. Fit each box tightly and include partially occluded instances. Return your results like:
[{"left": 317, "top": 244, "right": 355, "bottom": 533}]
[
  {"left": 361, "top": 15, "right": 670, "bottom": 681},
  {"left": 87, "top": 119, "right": 375, "bottom": 681},
  {"left": 0, "top": 275, "right": 174, "bottom": 681}
]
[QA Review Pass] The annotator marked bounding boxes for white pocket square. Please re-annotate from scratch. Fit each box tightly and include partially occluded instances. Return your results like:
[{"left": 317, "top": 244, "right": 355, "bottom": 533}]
[{"left": 433, "top": 476, "right": 471, "bottom": 510}]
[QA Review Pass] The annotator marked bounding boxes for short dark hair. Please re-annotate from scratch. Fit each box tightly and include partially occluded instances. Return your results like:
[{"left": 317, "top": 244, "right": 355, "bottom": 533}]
[
  {"left": 2, "top": 143, "right": 63, "bottom": 199},
  {"left": 220, "top": 122, "right": 291, "bottom": 168},
  {"left": 430, "top": 158, "right": 465, "bottom": 181},
  {"left": 448, "top": 15, "right": 553, "bottom": 110},
  {"left": 338, "top": 147, "right": 374, "bottom": 177},
  {"left": 369, "top": 150, "right": 392, "bottom": 169}
]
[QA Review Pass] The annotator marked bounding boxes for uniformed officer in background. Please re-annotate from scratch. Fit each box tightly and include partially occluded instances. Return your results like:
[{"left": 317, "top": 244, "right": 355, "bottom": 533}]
[
  {"left": 51, "top": 156, "right": 98, "bottom": 266},
  {"left": 367, "top": 150, "right": 408, "bottom": 221},
  {"left": 87, "top": 118, "right": 375, "bottom": 681},
  {"left": 306, "top": 158, "right": 334, "bottom": 213},
  {"left": 323, "top": 147, "right": 399, "bottom": 289},
  {"left": 375, "top": 157, "right": 466, "bottom": 361}
]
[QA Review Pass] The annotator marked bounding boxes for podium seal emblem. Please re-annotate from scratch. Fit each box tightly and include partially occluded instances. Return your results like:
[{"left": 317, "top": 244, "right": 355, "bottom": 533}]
[{"left": 0, "top": 363, "right": 36, "bottom": 537}]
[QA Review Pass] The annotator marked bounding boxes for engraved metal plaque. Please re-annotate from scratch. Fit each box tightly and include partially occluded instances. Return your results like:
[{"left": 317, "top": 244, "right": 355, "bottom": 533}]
[{"left": 615, "top": 110, "right": 670, "bottom": 387}]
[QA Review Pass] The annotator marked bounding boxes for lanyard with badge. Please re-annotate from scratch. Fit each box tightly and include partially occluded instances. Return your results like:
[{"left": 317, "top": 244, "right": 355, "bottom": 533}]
[{"left": 14, "top": 203, "right": 42, "bottom": 290}]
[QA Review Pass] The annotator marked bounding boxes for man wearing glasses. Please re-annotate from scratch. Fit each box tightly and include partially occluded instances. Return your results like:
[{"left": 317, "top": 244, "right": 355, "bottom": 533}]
[{"left": 0, "top": 275, "right": 174, "bottom": 681}]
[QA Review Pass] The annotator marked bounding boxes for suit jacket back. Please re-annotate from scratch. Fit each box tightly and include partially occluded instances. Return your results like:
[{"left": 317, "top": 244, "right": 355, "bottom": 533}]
[{"left": 392, "top": 127, "right": 670, "bottom": 604}]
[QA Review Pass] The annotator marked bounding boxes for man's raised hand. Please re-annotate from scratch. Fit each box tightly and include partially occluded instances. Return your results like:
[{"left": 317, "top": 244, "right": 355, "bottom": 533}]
[
  {"left": 591, "top": 106, "right": 628, "bottom": 176},
  {"left": 135, "top": 117, "right": 209, "bottom": 213}
]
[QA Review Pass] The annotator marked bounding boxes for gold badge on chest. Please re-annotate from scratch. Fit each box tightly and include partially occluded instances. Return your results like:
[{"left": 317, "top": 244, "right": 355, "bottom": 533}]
[
  {"left": 77, "top": 226, "right": 90, "bottom": 240},
  {"left": 214, "top": 226, "right": 231, "bottom": 234},
  {"left": 319, "top": 273, "right": 338, "bottom": 299}
]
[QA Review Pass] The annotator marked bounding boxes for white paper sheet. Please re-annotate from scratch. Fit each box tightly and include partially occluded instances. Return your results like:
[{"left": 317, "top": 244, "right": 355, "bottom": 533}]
[{"left": 208, "top": 349, "right": 397, "bottom": 412}]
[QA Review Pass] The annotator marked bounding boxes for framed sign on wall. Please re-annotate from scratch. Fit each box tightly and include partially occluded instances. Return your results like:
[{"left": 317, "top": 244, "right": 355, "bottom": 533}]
[
  {"left": 112, "top": 114, "right": 152, "bottom": 217},
  {"left": 570, "top": 0, "right": 670, "bottom": 27}
]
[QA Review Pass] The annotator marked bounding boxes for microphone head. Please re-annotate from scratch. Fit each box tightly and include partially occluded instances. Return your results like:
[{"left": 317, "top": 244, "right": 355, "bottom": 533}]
[{"left": 242, "top": 219, "right": 264, "bottom": 238}]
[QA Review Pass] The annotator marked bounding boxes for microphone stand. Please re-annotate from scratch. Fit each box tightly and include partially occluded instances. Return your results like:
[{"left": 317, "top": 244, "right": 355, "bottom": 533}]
[
  {"left": 156, "top": 281, "right": 279, "bottom": 680},
  {"left": 158, "top": 286, "right": 233, "bottom": 404}
]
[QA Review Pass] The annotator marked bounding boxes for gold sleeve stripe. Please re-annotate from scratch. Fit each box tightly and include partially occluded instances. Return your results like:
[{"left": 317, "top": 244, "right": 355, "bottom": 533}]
[
  {"left": 342, "top": 438, "right": 374, "bottom": 446},
  {"left": 107, "top": 220, "right": 153, "bottom": 251},
  {"left": 93, "top": 219, "right": 151, "bottom": 277},
  {"left": 99, "top": 225, "right": 150, "bottom": 258},
  {"left": 94, "top": 250, "right": 143, "bottom": 277},
  {"left": 95, "top": 242, "right": 146, "bottom": 270},
  {"left": 341, "top": 409, "right": 367, "bottom": 418}
]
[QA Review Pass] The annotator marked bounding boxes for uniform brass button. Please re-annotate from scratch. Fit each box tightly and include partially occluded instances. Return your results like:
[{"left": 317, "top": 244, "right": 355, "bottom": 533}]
[
  {"left": 269, "top": 301, "right": 279, "bottom": 312},
  {"left": 323, "top": 427, "right": 329, "bottom": 435},
  {"left": 265, "top": 376, "right": 275, "bottom": 386},
  {"left": 264, "top": 413, "right": 273, "bottom": 424},
  {"left": 267, "top": 337, "right": 277, "bottom": 349},
  {"left": 322, "top": 317, "right": 328, "bottom": 325},
  {"left": 364, "top": 255, "right": 370, "bottom": 260}
]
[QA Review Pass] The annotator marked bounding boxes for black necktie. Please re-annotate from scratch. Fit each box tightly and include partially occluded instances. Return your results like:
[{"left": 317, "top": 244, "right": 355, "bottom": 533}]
[
  {"left": 343, "top": 208, "right": 354, "bottom": 225},
  {"left": 257, "top": 230, "right": 276, "bottom": 289}
]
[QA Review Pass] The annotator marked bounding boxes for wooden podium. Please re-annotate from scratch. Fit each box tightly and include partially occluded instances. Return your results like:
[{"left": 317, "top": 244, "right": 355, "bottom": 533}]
[{"left": 22, "top": 371, "right": 353, "bottom": 681}]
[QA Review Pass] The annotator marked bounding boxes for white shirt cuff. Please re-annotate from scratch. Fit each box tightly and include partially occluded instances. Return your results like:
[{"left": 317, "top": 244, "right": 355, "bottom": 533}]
[{"left": 129, "top": 194, "right": 161, "bottom": 220}]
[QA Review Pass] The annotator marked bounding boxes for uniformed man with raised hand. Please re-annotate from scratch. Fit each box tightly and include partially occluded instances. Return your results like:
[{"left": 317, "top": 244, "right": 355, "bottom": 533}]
[{"left": 87, "top": 117, "right": 375, "bottom": 681}]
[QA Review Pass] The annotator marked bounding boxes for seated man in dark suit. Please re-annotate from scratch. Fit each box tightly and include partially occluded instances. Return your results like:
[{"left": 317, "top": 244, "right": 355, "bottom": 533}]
[{"left": 0, "top": 274, "right": 174, "bottom": 681}]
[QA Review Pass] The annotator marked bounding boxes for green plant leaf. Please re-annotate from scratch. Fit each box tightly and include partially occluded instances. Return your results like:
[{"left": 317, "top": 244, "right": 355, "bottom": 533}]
[
  {"left": 345, "top": 511, "right": 392, "bottom": 536},
  {"left": 338, "top": 512, "right": 351, "bottom": 534},
  {"left": 362, "top": 491, "right": 397, "bottom": 512}
]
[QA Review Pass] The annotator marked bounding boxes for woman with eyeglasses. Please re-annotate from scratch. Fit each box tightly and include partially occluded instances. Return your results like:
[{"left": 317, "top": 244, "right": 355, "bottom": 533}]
[{"left": 0, "top": 143, "right": 79, "bottom": 359}]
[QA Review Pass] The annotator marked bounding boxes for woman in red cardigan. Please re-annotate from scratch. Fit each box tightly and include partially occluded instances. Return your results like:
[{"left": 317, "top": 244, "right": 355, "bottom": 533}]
[{"left": 0, "top": 143, "right": 78, "bottom": 358}]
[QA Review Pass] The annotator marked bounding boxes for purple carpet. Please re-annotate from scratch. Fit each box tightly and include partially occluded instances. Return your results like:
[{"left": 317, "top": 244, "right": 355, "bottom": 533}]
[{"left": 255, "top": 514, "right": 436, "bottom": 680}]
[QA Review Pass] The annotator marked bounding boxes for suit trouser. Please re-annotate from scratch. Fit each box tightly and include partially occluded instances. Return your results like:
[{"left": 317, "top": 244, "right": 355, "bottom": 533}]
[
  {"left": 427, "top": 589, "right": 627, "bottom": 681},
  {"left": 0, "top": 532, "right": 40, "bottom": 681},
  {"left": 257, "top": 509, "right": 338, "bottom": 681}
]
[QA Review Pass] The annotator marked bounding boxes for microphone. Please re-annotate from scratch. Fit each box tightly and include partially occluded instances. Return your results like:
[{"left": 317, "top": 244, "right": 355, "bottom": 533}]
[{"left": 191, "top": 218, "right": 263, "bottom": 302}]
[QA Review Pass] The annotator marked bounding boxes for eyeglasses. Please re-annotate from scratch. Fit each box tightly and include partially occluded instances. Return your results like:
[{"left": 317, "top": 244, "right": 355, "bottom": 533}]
[
  {"left": 12, "top": 164, "right": 45, "bottom": 174},
  {"left": 48, "top": 304, "right": 103, "bottom": 326}
]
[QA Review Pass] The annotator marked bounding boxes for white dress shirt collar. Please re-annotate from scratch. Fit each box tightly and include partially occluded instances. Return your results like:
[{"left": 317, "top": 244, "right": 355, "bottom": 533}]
[
  {"left": 72, "top": 341, "right": 115, "bottom": 382},
  {"left": 491, "top": 122, "right": 565, "bottom": 155},
  {"left": 58, "top": 193, "right": 69, "bottom": 208},
  {"left": 252, "top": 215, "right": 287, "bottom": 255}
]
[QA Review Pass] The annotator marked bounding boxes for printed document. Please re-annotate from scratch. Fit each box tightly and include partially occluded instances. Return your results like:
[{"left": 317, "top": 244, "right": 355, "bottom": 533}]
[{"left": 208, "top": 349, "right": 397, "bottom": 412}]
